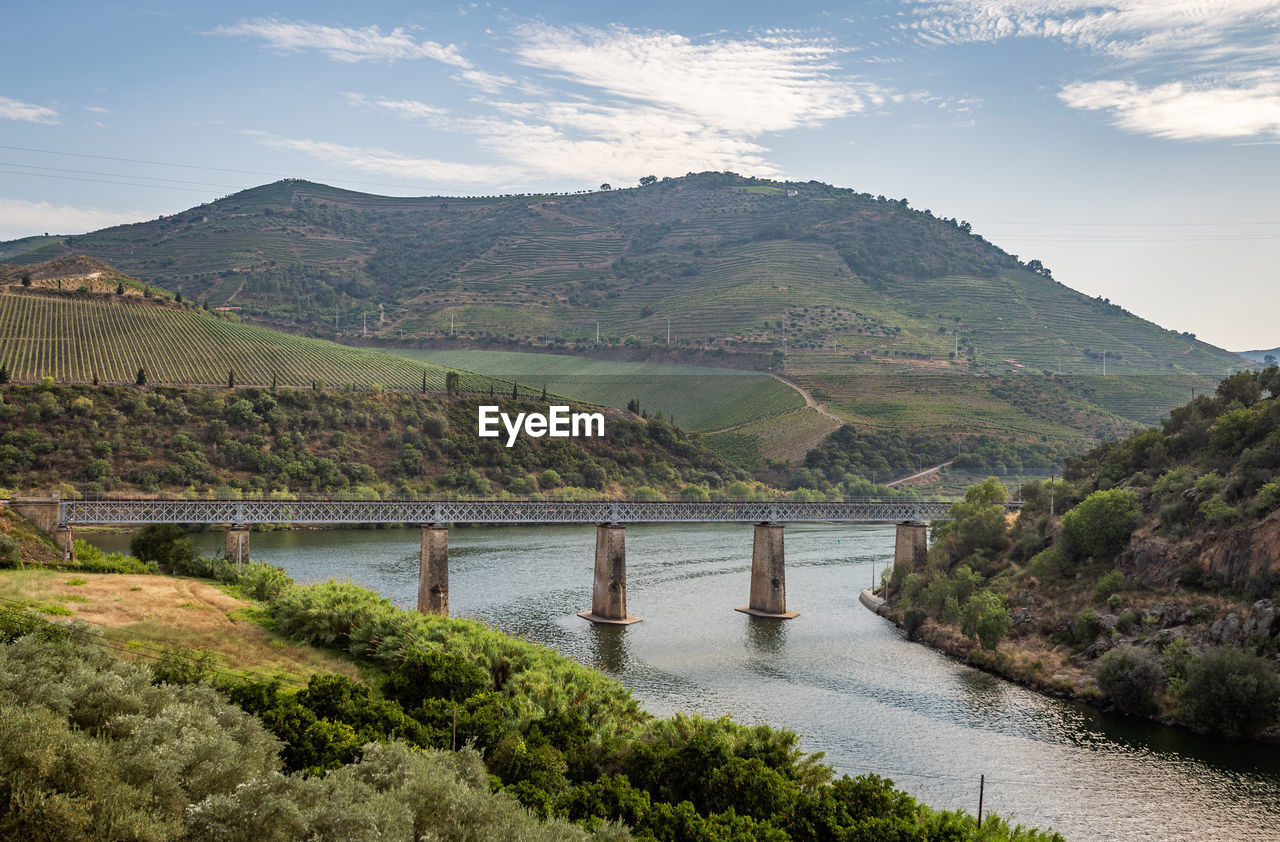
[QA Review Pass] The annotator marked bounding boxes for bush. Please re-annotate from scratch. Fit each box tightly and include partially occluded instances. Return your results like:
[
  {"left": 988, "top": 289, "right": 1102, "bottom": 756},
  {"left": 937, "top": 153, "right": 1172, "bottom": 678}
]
[
  {"left": 1073, "top": 608, "right": 1102, "bottom": 643},
  {"left": 1178, "top": 647, "right": 1280, "bottom": 737},
  {"left": 1094, "top": 645, "right": 1164, "bottom": 715},
  {"left": 236, "top": 560, "right": 294, "bottom": 601},
  {"left": 130, "top": 524, "right": 196, "bottom": 569},
  {"left": 902, "top": 608, "right": 927, "bottom": 640},
  {"left": 0, "top": 533, "right": 19, "bottom": 566},
  {"left": 69, "top": 540, "right": 158, "bottom": 574},
  {"left": 1061, "top": 488, "right": 1139, "bottom": 562},
  {"left": 959, "top": 591, "right": 1010, "bottom": 651},
  {"left": 1093, "top": 569, "right": 1125, "bottom": 603},
  {"left": 1026, "top": 547, "right": 1066, "bottom": 581}
]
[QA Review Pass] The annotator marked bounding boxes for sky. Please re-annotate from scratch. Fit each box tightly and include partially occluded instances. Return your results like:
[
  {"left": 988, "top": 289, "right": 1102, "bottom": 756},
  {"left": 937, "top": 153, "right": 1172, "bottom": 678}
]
[{"left": 2, "top": 1, "right": 1278, "bottom": 351}]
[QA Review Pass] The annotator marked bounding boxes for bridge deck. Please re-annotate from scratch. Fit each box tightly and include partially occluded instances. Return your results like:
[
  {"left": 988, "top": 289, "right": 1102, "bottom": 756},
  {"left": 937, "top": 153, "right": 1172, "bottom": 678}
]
[{"left": 59, "top": 499, "right": 978, "bottom": 526}]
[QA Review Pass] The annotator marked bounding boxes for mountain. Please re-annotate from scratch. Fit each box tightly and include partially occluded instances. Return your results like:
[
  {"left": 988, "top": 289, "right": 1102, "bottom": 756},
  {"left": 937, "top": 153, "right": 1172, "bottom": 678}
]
[
  {"left": 1239, "top": 347, "right": 1280, "bottom": 365},
  {"left": 0, "top": 173, "right": 1245, "bottom": 378}
]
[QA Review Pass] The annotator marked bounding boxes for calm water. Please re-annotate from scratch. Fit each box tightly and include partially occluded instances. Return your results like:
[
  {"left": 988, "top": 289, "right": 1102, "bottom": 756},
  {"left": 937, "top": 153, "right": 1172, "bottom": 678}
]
[{"left": 89, "top": 523, "right": 1280, "bottom": 841}]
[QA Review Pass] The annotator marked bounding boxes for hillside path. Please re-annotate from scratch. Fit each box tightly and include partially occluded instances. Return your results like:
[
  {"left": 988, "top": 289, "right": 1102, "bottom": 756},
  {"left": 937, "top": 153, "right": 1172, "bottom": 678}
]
[
  {"left": 702, "top": 374, "right": 843, "bottom": 435},
  {"left": 885, "top": 460, "right": 955, "bottom": 488}
]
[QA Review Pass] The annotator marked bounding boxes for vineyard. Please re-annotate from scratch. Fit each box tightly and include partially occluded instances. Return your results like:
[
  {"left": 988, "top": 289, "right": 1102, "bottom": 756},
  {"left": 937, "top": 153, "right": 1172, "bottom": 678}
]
[
  {"left": 391, "top": 348, "right": 805, "bottom": 431},
  {"left": 0, "top": 292, "right": 523, "bottom": 395}
]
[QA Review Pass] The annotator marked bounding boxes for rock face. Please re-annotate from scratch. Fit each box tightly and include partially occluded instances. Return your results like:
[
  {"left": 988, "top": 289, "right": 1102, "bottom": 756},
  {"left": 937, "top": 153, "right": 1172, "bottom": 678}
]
[
  {"left": 1117, "top": 510, "right": 1280, "bottom": 594},
  {"left": 1198, "top": 509, "right": 1280, "bottom": 591}
]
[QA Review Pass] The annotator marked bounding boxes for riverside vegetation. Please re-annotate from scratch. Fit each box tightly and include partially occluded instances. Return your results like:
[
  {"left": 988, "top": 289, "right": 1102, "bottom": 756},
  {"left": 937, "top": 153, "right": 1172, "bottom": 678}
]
[
  {"left": 0, "top": 523, "right": 1063, "bottom": 841},
  {"left": 884, "top": 366, "right": 1280, "bottom": 739}
]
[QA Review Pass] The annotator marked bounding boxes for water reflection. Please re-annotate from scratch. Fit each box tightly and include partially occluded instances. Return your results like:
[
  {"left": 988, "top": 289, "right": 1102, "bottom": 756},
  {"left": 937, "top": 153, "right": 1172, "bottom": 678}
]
[
  {"left": 745, "top": 614, "right": 789, "bottom": 654},
  {"left": 587, "top": 623, "right": 630, "bottom": 673}
]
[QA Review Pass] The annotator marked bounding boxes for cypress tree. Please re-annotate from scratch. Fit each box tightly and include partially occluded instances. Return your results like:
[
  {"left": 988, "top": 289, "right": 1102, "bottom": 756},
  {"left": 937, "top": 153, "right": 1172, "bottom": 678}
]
[
  {"left": 0, "top": 364, "right": 8, "bottom": 384},
  {"left": 228, "top": 369, "right": 235, "bottom": 389},
  {"left": 511, "top": 382, "right": 519, "bottom": 401},
  {"left": 136, "top": 367, "right": 147, "bottom": 387}
]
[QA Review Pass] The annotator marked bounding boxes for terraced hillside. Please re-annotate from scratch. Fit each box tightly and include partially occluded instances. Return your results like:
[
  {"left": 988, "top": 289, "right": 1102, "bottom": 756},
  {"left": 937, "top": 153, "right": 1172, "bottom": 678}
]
[
  {"left": 0, "top": 173, "right": 1247, "bottom": 381},
  {"left": 0, "top": 290, "right": 517, "bottom": 394},
  {"left": 393, "top": 348, "right": 803, "bottom": 431}
]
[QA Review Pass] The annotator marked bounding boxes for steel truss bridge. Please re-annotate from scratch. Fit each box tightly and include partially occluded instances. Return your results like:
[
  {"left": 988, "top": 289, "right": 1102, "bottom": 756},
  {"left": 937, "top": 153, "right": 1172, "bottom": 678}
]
[{"left": 59, "top": 499, "right": 969, "bottom": 527}]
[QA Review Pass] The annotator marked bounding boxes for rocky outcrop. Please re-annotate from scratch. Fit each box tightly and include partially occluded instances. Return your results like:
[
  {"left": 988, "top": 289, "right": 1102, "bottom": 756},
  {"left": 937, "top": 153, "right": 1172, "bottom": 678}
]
[{"left": 1198, "top": 509, "right": 1280, "bottom": 591}]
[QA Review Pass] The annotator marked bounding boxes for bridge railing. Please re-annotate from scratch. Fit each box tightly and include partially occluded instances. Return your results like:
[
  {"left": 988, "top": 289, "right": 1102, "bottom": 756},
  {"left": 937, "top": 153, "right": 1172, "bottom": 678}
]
[{"left": 58, "top": 499, "right": 994, "bottom": 526}]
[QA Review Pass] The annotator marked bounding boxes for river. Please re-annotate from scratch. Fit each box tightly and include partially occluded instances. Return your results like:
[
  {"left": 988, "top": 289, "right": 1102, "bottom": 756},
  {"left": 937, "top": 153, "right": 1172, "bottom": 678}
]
[{"left": 86, "top": 522, "right": 1280, "bottom": 841}]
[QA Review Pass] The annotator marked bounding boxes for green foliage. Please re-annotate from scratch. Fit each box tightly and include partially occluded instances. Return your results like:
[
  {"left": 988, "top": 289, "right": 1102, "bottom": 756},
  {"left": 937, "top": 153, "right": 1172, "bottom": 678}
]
[
  {"left": 959, "top": 590, "right": 1010, "bottom": 651},
  {"left": 151, "top": 645, "right": 217, "bottom": 686},
  {"left": 129, "top": 523, "right": 196, "bottom": 569},
  {"left": 1073, "top": 609, "right": 1102, "bottom": 644},
  {"left": 933, "top": 477, "right": 1011, "bottom": 570},
  {"left": 1094, "top": 645, "right": 1165, "bottom": 716},
  {"left": 1177, "top": 647, "right": 1280, "bottom": 738},
  {"left": 903, "top": 608, "right": 927, "bottom": 640},
  {"left": 67, "top": 540, "right": 158, "bottom": 574},
  {"left": 0, "top": 533, "right": 19, "bottom": 566},
  {"left": 1026, "top": 547, "right": 1066, "bottom": 581},
  {"left": 1093, "top": 569, "right": 1125, "bottom": 603},
  {"left": 1061, "top": 488, "right": 1139, "bottom": 562}
]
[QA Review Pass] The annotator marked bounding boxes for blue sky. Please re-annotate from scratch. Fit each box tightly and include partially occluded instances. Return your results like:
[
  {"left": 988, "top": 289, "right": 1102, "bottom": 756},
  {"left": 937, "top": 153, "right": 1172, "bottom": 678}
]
[{"left": 3, "top": 0, "right": 1278, "bottom": 350}]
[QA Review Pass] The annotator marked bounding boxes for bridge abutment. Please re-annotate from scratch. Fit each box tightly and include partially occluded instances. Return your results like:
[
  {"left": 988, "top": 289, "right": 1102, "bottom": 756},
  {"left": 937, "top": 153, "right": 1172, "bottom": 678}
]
[
  {"left": 579, "top": 524, "right": 640, "bottom": 624},
  {"left": 736, "top": 522, "right": 798, "bottom": 619},
  {"left": 225, "top": 526, "right": 250, "bottom": 566},
  {"left": 417, "top": 525, "right": 449, "bottom": 616}
]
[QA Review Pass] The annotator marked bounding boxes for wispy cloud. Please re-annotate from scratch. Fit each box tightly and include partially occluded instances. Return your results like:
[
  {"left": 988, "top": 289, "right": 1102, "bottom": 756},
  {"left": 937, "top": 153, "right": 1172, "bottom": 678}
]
[
  {"left": 908, "top": 1, "right": 1280, "bottom": 141},
  {"left": 213, "top": 18, "right": 470, "bottom": 66},
  {"left": 0, "top": 96, "right": 59, "bottom": 124},
  {"left": 343, "top": 93, "right": 450, "bottom": 120},
  {"left": 0, "top": 198, "right": 147, "bottom": 239},
  {"left": 1060, "top": 79, "right": 1280, "bottom": 140},
  {"left": 244, "top": 130, "right": 518, "bottom": 184}
]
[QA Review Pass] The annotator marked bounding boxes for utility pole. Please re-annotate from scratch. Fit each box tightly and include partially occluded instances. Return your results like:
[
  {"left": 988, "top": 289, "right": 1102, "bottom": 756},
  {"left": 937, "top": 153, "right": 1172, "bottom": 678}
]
[
  {"left": 667, "top": 318, "right": 671, "bottom": 346},
  {"left": 1049, "top": 475, "right": 1056, "bottom": 518},
  {"left": 450, "top": 313, "right": 454, "bottom": 337},
  {"left": 977, "top": 775, "right": 985, "bottom": 829},
  {"left": 1102, "top": 350, "right": 1107, "bottom": 376},
  {"left": 782, "top": 313, "right": 788, "bottom": 353},
  {"left": 954, "top": 330, "right": 959, "bottom": 358},
  {"left": 334, "top": 303, "right": 338, "bottom": 332},
  {"left": 596, "top": 321, "right": 600, "bottom": 344},
  {"left": 362, "top": 312, "right": 366, "bottom": 335}
]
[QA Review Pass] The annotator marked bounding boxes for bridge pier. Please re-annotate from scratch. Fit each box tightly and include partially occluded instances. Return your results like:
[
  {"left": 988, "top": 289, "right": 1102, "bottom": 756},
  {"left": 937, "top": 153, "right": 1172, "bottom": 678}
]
[
  {"left": 579, "top": 524, "right": 640, "bottom": 624},
  {"left": 894, "top": 521, "right": 929, "bottom": 574},
  {"left": 417, "top": 525, "right": 449, "bottom": 616},
  {"left": 225, "top": 526, "right": 250, "bottom": 567},
  {"left": 55, "top": 526, "right": 74, "bottom": 562},
  {"left": 736, "top": 522, "right": 798, "bottom": 619}
]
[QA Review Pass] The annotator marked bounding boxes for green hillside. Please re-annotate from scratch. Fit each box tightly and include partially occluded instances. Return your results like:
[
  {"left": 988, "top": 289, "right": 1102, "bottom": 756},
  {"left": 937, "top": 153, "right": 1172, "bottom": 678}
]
[
  {"left": 391, "top": 348, "right": 802, "bottom": 432},
  {"left": 0, "top": 289, "right": 519, "bottom": 395},
  {"left": 0, "top": 173, "right": 1245, "bottom": 379}
]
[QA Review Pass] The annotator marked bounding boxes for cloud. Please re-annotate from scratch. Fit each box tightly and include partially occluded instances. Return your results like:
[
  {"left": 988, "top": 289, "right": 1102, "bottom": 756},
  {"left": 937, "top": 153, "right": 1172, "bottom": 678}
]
[
  {"left": 905, "top": 1, "right": 1280, "bottom": 62},
  {"left": 908, "top": 1, "right": 1280, "bottom": 141},
  {"left": 0, "top": 198, "right": 148, "bottom": 239},
  {"left": 244, "top": 130, "right": 518, "bottom": 184},
  {"left": 343, "top": 93, "right": 449, "bottom": 120},
  {"left": 85, "top": 105, "right": 110, "bottom": 114},
  {"left": 0, "top": 96, "right": 59, "bottom": 124},
  {"left": 511, "top": 24, "right": 883, "bottom": 135},
  {"left": 213, "top": 18, "right": 470, "bottom": 66},
  {"left": 1060, "top": 79, "right": 1280, "bottom": 140}
]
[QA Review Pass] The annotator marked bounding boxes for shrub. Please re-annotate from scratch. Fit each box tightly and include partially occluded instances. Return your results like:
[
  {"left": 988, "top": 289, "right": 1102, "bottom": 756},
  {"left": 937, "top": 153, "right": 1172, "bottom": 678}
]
[
  {"left": 1094, "top": 569, "right": 1125, "bottom": 603},
  {"left": 0, "top": 533, "right": 19, "bottom": 566},
  {"left": 237, "top": 560, "right": 294, "bottom": 602},
  {"left": 1073, "top": 608, "right": 1102, "bottom": 643},
  {"left": 69, "top": 539, "right": 158, "bottom": 574},
  {"left": 959, "top": 591, "right": 1010, "bottom": 651},
  {"left": 1061, "top": 488, "right": 1139, "bottom": 562},
  {"left": 1178, "top": 647, "right": 1280, "bottom": 737},
  {"left": 130, "top": 524, "right": 196, "bottom": 569},
  {"left": 1094, "top": 645, "right": 1165, "bottom": 715},
  {"left": 902, "top": 608, "right": 927, "bottom": 640},
  {"left": 1026, "top": 547, "right": 1066, "bottom": 581}
]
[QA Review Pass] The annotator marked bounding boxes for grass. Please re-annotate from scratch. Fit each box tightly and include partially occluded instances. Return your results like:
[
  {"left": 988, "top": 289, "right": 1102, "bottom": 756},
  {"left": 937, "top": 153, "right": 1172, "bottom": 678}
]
[
  {"left": 392, "top": 348, "right": 804, "bottom": 431},
  {"left": 0, "top": 568, "right": 364, "bottom": 684}
]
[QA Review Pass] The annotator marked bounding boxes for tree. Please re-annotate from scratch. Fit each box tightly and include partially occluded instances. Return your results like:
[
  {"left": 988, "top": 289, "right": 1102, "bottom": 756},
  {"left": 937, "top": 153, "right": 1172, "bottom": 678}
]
[
  {"left": 116, "top": 281, "right": 124, "bottom": 295},
  {"left": 1094, "top": 645, "right": 1164, "bottom": 716},
  {"left": 933, "top": 477, "right": 1010, "bottom": 565},
  {"left": 20, "top": 272, "right": 31, "bottom": 288},
  {"left": 1265, "top": 354, "right": 1277, "bottom": 366},
  {"left": 228, "top": 368, "right": 236, "bottom": 389},
  {"left": 129, "top": 523, "right": 196, "bottom": 570},
  {"left": 540, "top": 385, "right": 547, "bottom": 401},
  {"left": 0, "top": 363, "right": 8, "bottom": 384},
  {"left": 511, "top": 382, "right": 519, "bottom": 401},
  {"left": 1025, "top": 259, "right": 1052, "bottom": 279},
  {"left": 599, "top": 183, "right": 612, "bottom": 191},
  {"left": 959, "top": 590, "right": 1009, "bottom": 651},
  {"left": 135, "top": 367, "right": 147, "bottom": 387},
  {"left": 175, "top": 290, "right": 183, "bottom": 303},
  {"left": 1061, "top": 488, "right": 1139, "bottom": 562},
  {"left": 1179, "top": 647, "right": 1280, "bottom": 737},
  {"left": 639, "top": 175, "right": 657, "bottom": 186},
  {"left": 1216, "top": 369, "right": 1262, "bottom": 407},
  {"left": 445, "top": 371, "right": 460, "bottom": 397}
]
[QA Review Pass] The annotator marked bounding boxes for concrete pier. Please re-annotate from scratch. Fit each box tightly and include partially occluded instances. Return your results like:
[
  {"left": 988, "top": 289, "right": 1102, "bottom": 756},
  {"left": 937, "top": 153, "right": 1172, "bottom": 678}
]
[
  {"left": 55, "top": 527, "right": 74, "bottom": 562},
  {"left": 579, "top": 524, "right": 640, "bottom": 624},
  {"left": 225, "top": 526, "right": 250, "bottom": 566},
  {"left": 736, "top": 522, "right": 798, "bottom": 619},
  {"left": 10, "top": 497, "right": 61, "bottom": 536},
  {"left": 417, "top": 525, "right": 449, "bottom": 616},
  {"left": 894, "top": 521, "right": 928, "bottom": 572}
]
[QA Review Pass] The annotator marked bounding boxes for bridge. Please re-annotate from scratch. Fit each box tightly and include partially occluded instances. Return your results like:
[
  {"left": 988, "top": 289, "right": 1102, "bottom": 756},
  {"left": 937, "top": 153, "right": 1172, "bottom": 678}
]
[{"left": 14, "top": 497, "right": 977, "bottom": 624}]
